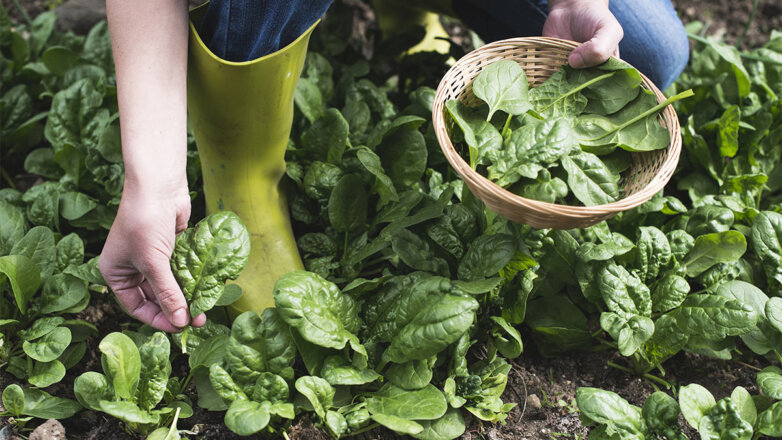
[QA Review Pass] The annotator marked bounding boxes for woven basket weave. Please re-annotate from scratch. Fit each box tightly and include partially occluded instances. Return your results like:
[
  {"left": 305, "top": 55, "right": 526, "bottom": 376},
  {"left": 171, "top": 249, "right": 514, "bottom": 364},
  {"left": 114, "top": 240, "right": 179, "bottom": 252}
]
[{"left": 432, "top": 37, "right": 682, "bottom": 229}]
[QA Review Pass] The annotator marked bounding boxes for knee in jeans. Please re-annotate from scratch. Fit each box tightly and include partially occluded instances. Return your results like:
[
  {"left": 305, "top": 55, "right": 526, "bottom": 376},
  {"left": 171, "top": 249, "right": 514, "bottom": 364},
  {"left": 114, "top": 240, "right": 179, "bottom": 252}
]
[{"left": 646, "top": 21, "right": 690, "bottom": 89}]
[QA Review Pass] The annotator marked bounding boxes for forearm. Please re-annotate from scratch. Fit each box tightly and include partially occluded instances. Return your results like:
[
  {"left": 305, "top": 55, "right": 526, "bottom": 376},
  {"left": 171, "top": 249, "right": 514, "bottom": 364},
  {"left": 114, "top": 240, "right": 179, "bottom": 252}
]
[{"left": 107, "top": 0, "right": 190, "bottom": 196}]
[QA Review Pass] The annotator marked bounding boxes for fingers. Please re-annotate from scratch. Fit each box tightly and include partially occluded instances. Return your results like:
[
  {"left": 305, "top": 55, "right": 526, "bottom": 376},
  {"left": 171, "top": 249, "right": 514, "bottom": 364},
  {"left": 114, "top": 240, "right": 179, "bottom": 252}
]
[
  {"left": 141, "top": 255, "right": 191, "bottom": 328},
  {"left": 569, "top": 17, "right": 623, "bottom": 68},
  {"left": 191, "top": 313, "right": 207, "bottom": 327},
  {"left": 113, "top": 284, "right": 181, "bottom": 332}
]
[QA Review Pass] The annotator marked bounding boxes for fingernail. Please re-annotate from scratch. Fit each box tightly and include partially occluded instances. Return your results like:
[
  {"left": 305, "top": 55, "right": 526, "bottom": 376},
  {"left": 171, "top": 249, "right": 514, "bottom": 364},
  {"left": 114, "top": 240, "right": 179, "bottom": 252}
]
[
  {"left": 172, "top": 308, "right": 188, "bottom": 327},
  {"left": 570, "top": 53, "right": 584, "bottom": 68}
]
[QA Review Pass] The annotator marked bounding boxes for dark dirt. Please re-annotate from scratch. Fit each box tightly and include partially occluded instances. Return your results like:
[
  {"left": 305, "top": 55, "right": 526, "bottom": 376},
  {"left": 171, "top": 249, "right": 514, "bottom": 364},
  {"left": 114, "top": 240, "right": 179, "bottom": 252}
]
[{"left": 672, "top": 0, "right": 782, "bottom": 49}]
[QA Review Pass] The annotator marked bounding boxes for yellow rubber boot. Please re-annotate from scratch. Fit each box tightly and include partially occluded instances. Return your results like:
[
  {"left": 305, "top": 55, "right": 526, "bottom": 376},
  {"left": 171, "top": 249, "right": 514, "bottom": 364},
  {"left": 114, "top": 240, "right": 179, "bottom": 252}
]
[
  {"left": 372, "top": 0, "right": 453, "bottom": 55},
  {"left": 186, "top": 5, "right": 314, "bottom": 315}
]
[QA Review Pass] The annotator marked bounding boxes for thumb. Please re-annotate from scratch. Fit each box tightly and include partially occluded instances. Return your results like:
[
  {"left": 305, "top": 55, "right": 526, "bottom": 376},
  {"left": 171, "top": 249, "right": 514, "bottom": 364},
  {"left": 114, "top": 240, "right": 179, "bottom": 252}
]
[
  {"left": 142, "top": 256, "right": 190, "bottom": 328},
  {"left": 569, "top": 21, "right": 623, "bottom": 68}
]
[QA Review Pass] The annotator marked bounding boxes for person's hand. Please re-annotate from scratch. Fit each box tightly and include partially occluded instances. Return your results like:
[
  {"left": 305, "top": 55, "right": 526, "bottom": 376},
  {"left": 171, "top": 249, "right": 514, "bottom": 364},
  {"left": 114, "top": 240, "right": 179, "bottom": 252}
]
[
  {"left": 543, "top": 0, "right": 623, "bottom": 68},
  {"left": 99, "top": 183, "right": 206, "bottom": 332}
]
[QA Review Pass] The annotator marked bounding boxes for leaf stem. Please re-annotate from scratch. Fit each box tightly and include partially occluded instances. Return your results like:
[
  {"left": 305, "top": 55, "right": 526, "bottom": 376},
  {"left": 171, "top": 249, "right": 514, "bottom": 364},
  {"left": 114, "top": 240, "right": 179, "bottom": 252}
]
[
  {"left": 180, "top": 326, "right": 190, "bottom": 354},
  {"left": 166, "top": 407, "right": 181, "bottom": 438},
  {"left": 344, "top": 422, "right": 380, "bottom": 437},
  {"left": 733, "top": 359, "right": 762, "bottom": 372},
  {"left": 643, "top": 373, "right": 672, "bottom": 389},
  {"left": 12, "top": 0, "right": 32, "bottom": 27},
  {"left": 180, "top": 369, "right": 194, "bottom": 391},
  {"left": 589, "top": 89, "right": 695, "bottom": 141},
  {"left": 736, "top": 0, "right": 760, "bottom": 48},
  {"left": 606, "top": 360, "right": 634, "bottom": 374},
  {"left": 501, "top": 114, "right": 513, "bottom": 138},
  {"left": 0, "top": 166, "right": 15, "bottom": 189},
  {"left": 738, "top": 52, "right": 782, "bottom": 66},
  {"left": 343, "top": 232, "right": 349, "bottom": 261},
  {"left": 539, "top": 71, "right": 616, "bottom": 113}
]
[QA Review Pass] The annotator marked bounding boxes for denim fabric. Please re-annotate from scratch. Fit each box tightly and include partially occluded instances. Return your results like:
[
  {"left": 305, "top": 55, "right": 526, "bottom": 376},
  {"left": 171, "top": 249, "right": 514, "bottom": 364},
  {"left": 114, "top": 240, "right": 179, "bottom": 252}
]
[
  {"left": 452, "top": 0, "right": 689, "bottom": 89},
  {"left": 198, "top": 0, "right": 333, "bottom": 62},
  {"left": 200, "top": 0, "right": 689, "bottom": 89}
]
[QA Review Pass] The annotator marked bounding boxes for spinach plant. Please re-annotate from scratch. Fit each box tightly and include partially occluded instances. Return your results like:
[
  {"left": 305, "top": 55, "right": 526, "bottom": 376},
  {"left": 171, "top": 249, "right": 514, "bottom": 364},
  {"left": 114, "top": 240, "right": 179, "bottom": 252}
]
[
  {"left": 73, "top": 331, "right": 191, "bottom": 435},
  {"left": 0, "top": 224, "right": 100, "bottom": 388},
  {"left": 1, "top": 384, "right": 80, "bottom": 429},
  {"left": 576, "top": 367, "right": 782, "bottom": 440}
]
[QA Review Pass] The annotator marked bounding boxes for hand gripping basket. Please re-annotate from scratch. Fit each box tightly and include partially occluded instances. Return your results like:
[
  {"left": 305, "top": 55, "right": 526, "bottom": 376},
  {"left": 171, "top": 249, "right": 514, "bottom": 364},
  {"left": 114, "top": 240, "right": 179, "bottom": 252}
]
[{"left": 432, "top": 37, "right": 682, "bottom": 229}]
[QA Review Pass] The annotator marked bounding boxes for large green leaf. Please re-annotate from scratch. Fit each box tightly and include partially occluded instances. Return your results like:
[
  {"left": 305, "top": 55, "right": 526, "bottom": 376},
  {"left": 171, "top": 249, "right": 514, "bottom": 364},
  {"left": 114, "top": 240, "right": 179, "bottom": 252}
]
[
  {"left": 328, "top": 174, "right": 367, "bottom": 232},
  {"left": 758, "top": 367, "right": 782, "bottom": 400},
  {"left": 576, "top": 387, "right": 645, "bottom": 437},
  {"left": 295, "top": 376, "right": 334, "bottom": 419},
  {"left": 562, "top": 151, "right": 619, "bottom": 206},
  {"left": 99, "top": 400, "right": 159, "bottom": 425},
  {"left": 752, "top": 211, "right": 782, "bottom": 285},
  {"left": 10, "top": 226, "right": 55, "bottom": 281},
  {"left": 98, "top": 332, "right": 141, "bottom": 401},
  {"left": 22, "top": 388, "right": 80, "bottom": 419},
  {"left": 137, "top": 333, "right": 171, "bottom": 411},
  {"left": 2, "top": 384, "right": 25, "bottom": 417},
  {"left": 670, "top": 294, "right": 757, "bottom": 339},
  {"left": 224, "top": 400, "right": 270, "bottom": 436},
  {"left": 683, "top": 231, "right": 747, "bottom": 277},
  {"left": 28, "top": 360, "right": 66, "bottom": 388},
  {"left": 170, "top": 211, "right": 250, "bottom": 316},
  {"left": 223, "top": 309, "right": 296, "bottom": 389},
  {"left": 472, "top": 60, "right": 531, "bottom": 120},
  {"left": 0, "top": 255, "right": 41, "bottom": 314},
  {"left": 22, "top": 327, "right": 71, "bottom": 362},
  {"left": 679, "top": 384, "right": 716, "bottom": 429},
  {"left": 274, "top": 271, "right": 361, "bottom": 351},
  {"left": 74, "top": 371, "right": 113, "bottom": 411},
  {"left": 445, "top": 100, "right": 502, "bottom": 168},
  {"left": 366, "top": 384, "right": 447, "bottom": 422}
]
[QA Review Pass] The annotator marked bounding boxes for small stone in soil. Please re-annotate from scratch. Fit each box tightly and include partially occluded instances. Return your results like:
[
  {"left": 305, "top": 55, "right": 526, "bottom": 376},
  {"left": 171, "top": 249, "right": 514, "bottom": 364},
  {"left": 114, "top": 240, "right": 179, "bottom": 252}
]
[
  {"left": 30, "top": 419, "right": 66, "bottom": 440},
  {"left": 526, "top": 394, "right": 542, "bottom": 410}
]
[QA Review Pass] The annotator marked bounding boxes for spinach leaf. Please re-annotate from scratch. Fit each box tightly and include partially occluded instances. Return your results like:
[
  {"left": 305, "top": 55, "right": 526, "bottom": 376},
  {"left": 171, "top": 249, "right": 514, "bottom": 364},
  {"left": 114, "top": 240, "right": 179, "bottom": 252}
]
[
  {"left": 471, "top": 60, "right": 531, "bottom": 120},
  {"left": 576, "top": 387, "right": 646, "bottom": 437},
  {"left": 98, "top": 332, "right": 141, "bottom": 401},
  {"left": 752, "top": 211, "right": 782, "bottom": 286},
  {"left": 562, "top": 151, "right": 620, "bottom": 206},
  {"left": 170, "top": 211, "right": 250, "bottom": 316},
  {"left": 0, "top": 255, "right": 41, "bottom": 313},
  {"left": 328, "top": 174, "right": 367, "bottom": 232},
  {"left": 445, "top": 100, "right": 502, "bottom": 168},
  {"left": 366, "top": 383, "right": 447, "bottom": 422},
  {"left": 488, "top": 117, "right": 577, "bottom": 187},
  {"left": 274, "top": 271, "right": 362, "bottom": 351},
  {"left": 683, "top": 231, "right": 747, "bottom": 277},
  {"left": 224, "top": 400, "right": 271, "bottom": 436}
]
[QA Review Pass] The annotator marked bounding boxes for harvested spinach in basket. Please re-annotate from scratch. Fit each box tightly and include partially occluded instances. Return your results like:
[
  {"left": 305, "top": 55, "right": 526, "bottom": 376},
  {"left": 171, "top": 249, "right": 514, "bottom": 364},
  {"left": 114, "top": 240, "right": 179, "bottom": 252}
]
[{"left": 446, "top": 59, "right": 693, "bottom": 206}]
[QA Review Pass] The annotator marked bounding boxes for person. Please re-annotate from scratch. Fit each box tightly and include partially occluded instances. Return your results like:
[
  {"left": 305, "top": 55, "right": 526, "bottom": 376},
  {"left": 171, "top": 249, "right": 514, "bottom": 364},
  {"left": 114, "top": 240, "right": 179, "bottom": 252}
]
[{"left": 99, "top": 0, "right": 690, "bottom": 332}]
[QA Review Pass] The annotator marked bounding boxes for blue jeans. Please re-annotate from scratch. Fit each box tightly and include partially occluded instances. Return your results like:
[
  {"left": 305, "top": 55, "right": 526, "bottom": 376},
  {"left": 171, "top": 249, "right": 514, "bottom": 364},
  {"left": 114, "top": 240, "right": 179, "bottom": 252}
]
[
  {"left": 199, "top": 0, "right": 688, "bottom": 89},
  {"left": 452, "top": 0, "right": 689, "bottom": 89},
  {"left": 198, "top": 0, "right": 333, "bottom": 62}
]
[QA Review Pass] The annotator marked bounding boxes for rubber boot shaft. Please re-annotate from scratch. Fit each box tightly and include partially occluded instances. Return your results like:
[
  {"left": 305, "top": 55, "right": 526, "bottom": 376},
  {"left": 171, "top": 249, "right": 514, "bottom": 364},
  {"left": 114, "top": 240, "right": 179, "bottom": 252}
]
[{"left": 187, "top": 4, "right": 314, "bottom": 315}]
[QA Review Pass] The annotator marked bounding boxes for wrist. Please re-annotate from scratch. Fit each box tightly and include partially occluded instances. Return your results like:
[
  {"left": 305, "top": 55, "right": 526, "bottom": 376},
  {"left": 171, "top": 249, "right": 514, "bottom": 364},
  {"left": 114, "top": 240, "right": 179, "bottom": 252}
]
[{"left": 123, "top": 168, "right": 189, "bottom": 202}]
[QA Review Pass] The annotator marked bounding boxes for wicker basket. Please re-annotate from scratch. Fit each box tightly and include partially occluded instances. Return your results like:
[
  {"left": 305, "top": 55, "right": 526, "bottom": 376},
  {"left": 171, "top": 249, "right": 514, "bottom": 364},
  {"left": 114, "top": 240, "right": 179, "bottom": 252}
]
[{"left": 432, "top": 37, "right": 682, "bottom": 229}]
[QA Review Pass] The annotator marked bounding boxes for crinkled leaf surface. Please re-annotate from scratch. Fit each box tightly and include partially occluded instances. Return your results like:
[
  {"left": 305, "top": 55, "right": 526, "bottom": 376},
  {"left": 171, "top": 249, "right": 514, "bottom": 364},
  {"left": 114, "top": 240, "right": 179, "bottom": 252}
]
[
  {"left": 171, "top": 211, "right": 250, "bottom": 316},
  {"left": 274, "top": 271, "right": 361, "bottom": 351}
]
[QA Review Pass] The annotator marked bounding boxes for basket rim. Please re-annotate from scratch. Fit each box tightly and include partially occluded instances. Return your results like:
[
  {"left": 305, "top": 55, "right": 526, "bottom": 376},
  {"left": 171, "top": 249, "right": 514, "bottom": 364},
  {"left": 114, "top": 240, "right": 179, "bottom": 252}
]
[{"left": 431, "top": 36, "right": 682, "bottom": 218}]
